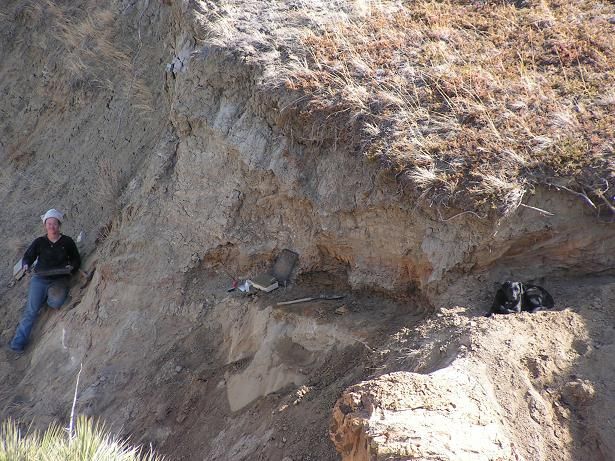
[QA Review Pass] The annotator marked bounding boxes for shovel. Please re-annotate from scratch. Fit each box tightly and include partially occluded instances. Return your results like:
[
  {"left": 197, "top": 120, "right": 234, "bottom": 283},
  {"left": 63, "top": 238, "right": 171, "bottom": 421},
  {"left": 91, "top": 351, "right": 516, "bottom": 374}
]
[{"left": 276, "top": 295, "right": 345, "bottom": 306}]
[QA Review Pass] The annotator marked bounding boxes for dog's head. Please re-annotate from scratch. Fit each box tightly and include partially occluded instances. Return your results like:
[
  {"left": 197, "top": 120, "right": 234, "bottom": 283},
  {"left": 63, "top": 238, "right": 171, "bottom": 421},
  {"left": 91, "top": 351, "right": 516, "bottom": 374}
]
[{"left": 502, "top": 281, "right": 523, "bottom": 302}]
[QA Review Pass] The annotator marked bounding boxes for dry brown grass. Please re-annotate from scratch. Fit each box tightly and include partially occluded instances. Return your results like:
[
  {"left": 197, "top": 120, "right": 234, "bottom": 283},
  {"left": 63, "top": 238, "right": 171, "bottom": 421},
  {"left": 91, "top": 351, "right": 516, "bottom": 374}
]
[
  {"left": 279, "top": 0, "right": 614, "bottom": 217},
  {"left": 0, "top": 0, "right": 152, "bottom": 111}
]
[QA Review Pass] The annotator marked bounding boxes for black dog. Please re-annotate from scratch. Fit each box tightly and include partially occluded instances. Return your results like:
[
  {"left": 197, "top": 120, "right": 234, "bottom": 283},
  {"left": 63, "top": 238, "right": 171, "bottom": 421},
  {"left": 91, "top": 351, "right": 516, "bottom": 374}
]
[
  {"left": 488, "top": 281, "right": 554, "bottom": 316},
  {"left": 522, "top": 284, "right": 555, "bottom": 313}
]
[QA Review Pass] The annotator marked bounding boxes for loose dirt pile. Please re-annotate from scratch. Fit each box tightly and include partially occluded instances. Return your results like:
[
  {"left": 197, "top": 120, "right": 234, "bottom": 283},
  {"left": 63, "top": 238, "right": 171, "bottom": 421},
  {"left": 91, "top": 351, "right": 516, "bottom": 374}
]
[{"left": 332, "top": 275, "right": 615, "bottom": 460}]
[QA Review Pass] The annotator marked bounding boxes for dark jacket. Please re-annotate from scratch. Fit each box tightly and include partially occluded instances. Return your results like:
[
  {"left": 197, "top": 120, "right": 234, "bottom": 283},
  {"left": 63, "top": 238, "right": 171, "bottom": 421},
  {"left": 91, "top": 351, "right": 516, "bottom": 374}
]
[{"left": 22, "top": 235, "right": 81, "bottom": 277}]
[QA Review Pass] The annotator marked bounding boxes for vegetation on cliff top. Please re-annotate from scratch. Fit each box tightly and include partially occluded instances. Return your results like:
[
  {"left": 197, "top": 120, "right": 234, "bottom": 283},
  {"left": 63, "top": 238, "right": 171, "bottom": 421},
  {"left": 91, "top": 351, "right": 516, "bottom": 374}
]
[
  {"left": 281, "top": 0, "right": 614, "bottom": 217},
  {"left": 2, "top": 0, "right": 613, "bottom": 217}
]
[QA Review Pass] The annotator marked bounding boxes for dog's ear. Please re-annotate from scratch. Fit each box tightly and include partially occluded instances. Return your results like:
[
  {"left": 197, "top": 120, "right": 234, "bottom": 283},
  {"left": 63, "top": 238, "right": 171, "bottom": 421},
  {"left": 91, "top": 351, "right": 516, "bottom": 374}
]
[
  {"left": 513, "top": 282, "right": 523, "bottom": 293},
  {"left": 503, "top": 281, "right": 512, "bottom": 289}
]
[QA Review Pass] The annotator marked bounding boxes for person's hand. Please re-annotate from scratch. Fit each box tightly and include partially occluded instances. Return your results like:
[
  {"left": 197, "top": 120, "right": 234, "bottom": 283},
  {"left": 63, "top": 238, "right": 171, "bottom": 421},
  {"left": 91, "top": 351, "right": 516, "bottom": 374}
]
[{"left": 22, "top": 264, "right": 30, "bottom": 274}]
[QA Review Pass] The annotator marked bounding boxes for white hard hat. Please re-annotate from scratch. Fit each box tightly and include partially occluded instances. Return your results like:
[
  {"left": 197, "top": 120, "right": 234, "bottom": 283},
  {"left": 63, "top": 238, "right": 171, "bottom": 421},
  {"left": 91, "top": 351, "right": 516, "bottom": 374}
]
[{"left": 41, "top": 209, "right": 64, "bottom": 224}]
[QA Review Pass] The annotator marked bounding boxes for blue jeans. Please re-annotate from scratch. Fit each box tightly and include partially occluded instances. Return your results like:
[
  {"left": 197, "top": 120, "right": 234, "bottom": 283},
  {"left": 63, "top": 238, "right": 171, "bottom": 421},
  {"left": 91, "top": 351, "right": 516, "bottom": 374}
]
[{"left": 10, "top": 276, "right": 68, "bottom": 351}]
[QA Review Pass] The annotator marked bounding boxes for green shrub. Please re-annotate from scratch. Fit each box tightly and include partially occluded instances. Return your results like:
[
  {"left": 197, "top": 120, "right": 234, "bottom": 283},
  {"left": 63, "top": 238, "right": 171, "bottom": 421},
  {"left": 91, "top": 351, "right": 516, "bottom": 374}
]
[{"left": 0, "top": 415, "right": 164, "bottom": 461}]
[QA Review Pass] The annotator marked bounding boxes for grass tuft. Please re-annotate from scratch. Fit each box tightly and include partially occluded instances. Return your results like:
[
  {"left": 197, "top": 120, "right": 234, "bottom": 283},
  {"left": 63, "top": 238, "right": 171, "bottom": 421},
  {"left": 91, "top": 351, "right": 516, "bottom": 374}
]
[
  {"left": 0, "top": 415, "right": 164, "bottom": 461},
  {"left": 0, "top": 0, "right": 152, "bottom": 111}
]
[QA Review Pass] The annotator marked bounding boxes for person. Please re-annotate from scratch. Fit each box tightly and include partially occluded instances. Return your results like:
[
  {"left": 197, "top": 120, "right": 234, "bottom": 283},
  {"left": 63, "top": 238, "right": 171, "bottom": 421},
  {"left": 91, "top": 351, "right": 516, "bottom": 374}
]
[{"left": 9, "top": 209, "right": 81, "bottom": 352}]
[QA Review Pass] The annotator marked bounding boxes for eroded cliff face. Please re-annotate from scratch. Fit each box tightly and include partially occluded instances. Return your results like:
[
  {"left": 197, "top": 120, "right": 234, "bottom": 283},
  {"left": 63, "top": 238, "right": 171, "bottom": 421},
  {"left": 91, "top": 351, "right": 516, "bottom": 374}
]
[{"left": 0, "top": 1, "right": 614, "bottom": 460}]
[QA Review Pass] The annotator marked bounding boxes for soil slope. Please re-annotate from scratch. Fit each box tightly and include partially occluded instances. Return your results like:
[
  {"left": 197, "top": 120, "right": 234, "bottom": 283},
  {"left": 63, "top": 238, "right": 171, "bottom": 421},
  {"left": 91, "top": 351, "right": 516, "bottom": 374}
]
[{"left": 0, "top": 1, "right": 613, "bottom": 460}]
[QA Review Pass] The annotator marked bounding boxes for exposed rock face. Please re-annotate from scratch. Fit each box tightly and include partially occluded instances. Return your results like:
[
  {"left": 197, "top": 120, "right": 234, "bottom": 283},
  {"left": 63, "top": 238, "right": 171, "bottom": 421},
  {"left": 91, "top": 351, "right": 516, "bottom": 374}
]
[
  {"left": 330, "top": 301, "right": 615, "bottom": 461},
  {"left": 331, "top": 368, "right": 519, "bottom": 461},
  {"left": 0, "top": 1, "right": 614, "bottom": 461}
]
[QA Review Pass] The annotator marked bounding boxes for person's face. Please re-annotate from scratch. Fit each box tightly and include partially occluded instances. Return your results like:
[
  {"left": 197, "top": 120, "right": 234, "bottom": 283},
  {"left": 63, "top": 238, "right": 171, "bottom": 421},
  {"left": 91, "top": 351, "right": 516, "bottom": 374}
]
[{"left": 45, "top": 218, "right": 61, "bottom": 235}]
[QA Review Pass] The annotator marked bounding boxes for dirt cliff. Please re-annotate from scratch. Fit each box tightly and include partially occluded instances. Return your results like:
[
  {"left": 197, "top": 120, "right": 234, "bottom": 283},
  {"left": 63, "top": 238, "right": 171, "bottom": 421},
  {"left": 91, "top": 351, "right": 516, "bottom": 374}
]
[{"left": 0, "top": 1, "right": 614, "bottom": 460}]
